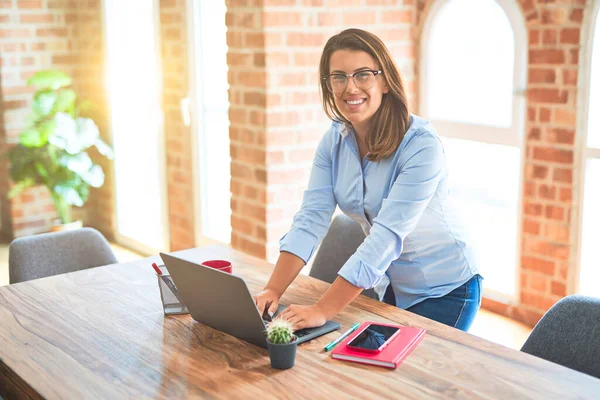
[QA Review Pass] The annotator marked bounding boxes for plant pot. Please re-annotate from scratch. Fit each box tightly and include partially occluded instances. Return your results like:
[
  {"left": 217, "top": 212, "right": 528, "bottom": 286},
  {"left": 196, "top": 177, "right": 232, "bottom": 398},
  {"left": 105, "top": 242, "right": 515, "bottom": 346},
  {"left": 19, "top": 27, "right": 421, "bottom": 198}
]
[
  {"left": 50, "top": 219, "right": 83, "bottom": 232},
  {"left": 267, "top": 337, "right": 298, "bottom": 370}
]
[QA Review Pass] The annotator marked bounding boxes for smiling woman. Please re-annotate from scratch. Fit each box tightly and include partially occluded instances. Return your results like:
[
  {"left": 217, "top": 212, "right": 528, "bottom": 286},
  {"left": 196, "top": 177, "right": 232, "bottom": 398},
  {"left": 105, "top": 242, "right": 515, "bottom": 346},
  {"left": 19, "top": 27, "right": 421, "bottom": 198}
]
[{"left": 253, "top": 29, "right": 482, "bottom": 333}]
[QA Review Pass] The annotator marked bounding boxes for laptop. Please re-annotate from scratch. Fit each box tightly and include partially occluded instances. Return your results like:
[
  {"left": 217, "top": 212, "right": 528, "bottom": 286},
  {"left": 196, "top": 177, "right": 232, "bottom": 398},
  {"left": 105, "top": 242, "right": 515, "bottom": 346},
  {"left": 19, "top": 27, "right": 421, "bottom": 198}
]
[{"left": 159, "top": 252, "right": 340, "bottom": 349}]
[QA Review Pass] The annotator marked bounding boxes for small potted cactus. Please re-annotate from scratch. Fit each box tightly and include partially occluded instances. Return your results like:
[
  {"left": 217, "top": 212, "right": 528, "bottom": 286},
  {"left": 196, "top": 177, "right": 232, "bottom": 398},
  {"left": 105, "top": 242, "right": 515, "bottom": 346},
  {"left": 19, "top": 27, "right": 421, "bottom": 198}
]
[{"left": 266, "top": 318, "right": 298, "bottom": 369}]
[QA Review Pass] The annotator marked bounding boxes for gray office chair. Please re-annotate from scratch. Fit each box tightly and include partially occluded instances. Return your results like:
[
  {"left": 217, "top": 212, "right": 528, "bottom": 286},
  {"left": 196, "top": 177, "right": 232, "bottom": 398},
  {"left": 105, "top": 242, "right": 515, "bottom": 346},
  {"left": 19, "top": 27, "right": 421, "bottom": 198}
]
[
  {"left": 309, "top": 214, "right": 379, "bottom": 299},
  {"left": 9, "top": 227, "right": 118, "bottom": 284},
  {"left": 520, "top": 295, "right": 600, "bottom": 379}
]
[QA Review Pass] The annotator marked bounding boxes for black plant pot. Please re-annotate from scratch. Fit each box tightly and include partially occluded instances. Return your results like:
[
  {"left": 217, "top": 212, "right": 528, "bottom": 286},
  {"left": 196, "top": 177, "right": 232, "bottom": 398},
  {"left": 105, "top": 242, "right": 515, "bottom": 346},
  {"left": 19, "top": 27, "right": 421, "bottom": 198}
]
[{"left": 267, "top": 337, "right": 298, "bottom": 369}]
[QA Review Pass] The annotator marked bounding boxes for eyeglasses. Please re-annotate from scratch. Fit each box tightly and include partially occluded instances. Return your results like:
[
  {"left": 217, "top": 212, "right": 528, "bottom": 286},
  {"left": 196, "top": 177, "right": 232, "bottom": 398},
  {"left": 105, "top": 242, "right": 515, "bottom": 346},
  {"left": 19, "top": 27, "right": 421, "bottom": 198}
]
[{"left": 323, "top": 69, "right": 383, "bottom": 94}]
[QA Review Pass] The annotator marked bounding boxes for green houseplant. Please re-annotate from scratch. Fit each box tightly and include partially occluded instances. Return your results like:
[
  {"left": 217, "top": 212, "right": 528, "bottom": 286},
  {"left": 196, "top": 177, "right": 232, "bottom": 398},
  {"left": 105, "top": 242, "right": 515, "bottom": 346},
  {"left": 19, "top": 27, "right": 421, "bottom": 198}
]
[
  {"left": 5, "top": 70, "right": 113, "bottom": 229},
  {"left": 266, "top": 318, "right": 298, "bottom": 369}
]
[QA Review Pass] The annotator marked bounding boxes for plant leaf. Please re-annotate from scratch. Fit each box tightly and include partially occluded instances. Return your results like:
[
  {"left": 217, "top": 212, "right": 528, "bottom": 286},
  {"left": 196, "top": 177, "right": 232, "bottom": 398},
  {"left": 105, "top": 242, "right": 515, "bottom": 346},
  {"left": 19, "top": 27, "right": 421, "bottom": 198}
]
[
  {"left": 54, "top": 184, "right": 84, "bottom": 207},
  {"left": 32, "top": 90, "right": 58, "bottom": 117},
  {"left": 94, "top": 138, "right": 114, "bottom": 159},
  {"left": 28, "top": 70, "right": 72, "bottom": 91},
  {"left": 53, "top": 88, "right": 76, "bottom": 114},
  {"left": 19, "top": 128, "right": 44, "bottom": 148},
  {"left": 76, "top": 117, "right": 100, "bottom": 150},
  {"left": 7, "top": 178, "right": 35, "bottom": 199},
  {"left": 81, "top": 164, "right": 104, "bottom": 187},
  {"left": 50, "top": 112, "right": 78, "bottom": 152},
  {"left": 59, "top": 152, "right": 93, "bottom": 175}
]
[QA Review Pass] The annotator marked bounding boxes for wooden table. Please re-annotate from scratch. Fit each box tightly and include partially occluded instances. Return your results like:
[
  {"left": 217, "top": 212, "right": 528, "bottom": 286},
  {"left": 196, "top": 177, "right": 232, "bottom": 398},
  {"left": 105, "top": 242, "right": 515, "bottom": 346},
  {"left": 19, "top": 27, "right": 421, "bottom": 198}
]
[{"left": 0, "top": 245, "right": 598, "bottom": 399}]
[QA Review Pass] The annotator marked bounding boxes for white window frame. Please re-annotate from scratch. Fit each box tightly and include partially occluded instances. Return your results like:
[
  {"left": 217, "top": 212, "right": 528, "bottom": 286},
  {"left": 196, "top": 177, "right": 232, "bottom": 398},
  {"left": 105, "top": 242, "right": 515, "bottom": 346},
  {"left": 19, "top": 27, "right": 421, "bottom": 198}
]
[
  {"left": 101, "top": 0, "right": 171, "bottom": 255},
  {"left": 573, "top": 0, "right": 600, "bottom": 294},
  {"left": 419, "top": 0, "right": 528, "bottom": 302},
  {"left": 186, "top": 0, "right": 231, "bottom": 247}
]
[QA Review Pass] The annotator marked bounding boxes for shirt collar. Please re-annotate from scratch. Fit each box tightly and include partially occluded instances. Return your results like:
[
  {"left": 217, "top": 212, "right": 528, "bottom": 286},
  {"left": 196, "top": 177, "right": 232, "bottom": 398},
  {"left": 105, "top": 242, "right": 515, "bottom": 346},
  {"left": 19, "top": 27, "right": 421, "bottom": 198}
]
[{"left": 339, "top": 123, "right": 351, "bottom": 138}]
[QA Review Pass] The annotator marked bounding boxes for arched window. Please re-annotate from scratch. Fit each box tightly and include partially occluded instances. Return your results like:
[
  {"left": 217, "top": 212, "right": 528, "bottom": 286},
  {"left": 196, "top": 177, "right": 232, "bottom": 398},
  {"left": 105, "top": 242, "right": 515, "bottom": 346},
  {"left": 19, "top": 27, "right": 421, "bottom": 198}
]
[
  {"left": 577, "top": 2, "right": 600, "bottom": 297},
  {"left": 420, "top": 0, "right": 527, "bottom": 299}
]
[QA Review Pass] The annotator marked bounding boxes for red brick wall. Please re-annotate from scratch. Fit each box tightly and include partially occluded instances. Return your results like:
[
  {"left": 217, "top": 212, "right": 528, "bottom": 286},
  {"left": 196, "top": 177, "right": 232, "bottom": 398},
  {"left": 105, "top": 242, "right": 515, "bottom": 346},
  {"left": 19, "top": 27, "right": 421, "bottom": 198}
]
[
  {"left": 416, "top": 0, "right": 588, "bottom": 326},
  {"left": 226, "top": 0, "right": 417, "bottom": 261},
  {"left": 0, "top": 0, "right": 81, "bottom": 238}
]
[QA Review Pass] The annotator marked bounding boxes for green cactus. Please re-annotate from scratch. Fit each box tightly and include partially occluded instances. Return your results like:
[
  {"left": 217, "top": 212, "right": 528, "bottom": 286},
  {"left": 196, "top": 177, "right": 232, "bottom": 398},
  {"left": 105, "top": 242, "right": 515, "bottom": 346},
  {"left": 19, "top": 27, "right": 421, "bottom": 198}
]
[{"left": 266, "top": 318, "right": 295, "bottom": 344}]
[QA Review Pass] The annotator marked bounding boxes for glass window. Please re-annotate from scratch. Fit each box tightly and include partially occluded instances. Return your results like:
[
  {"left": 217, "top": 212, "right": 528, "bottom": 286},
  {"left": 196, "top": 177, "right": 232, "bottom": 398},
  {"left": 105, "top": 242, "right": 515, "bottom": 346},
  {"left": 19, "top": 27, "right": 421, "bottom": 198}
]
[
  {"left": 426, "top": 0, "right": 515, "bottom": 128},
  {"left": 578, "top": 6, "right": 600, "bottom": 297}
]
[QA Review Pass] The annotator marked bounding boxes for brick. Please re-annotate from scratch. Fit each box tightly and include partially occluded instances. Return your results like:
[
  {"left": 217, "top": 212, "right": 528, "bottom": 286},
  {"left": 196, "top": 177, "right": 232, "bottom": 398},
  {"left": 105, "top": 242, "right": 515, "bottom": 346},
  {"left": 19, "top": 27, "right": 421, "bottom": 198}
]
[
  {"left": 523, "top": 219, "right": 541, "bottom": 235},
  {"left": 545, "top": 205, "right": 564, "bottom": 221},
  {"left": 535, "top": 109, "right": 550, "bottom": 125},
  {"left": 559, "top": 187, "right": 571, "bottom": 202},
  {"left": 538, "top": 184, "right": 556, "bottom": 200},
  {"left": 0, "top": 28, "right": 32, "bottom": 38},
  {"left": 36, "top": 27, "right": 68, "bottom": 37},
  {"left": 529, "top": 164, "right": 547, "bottom": 179},
  {"left": 381, "top": 10, "right": 412, "bottom": 24},
  {"left": 541, "top": 8, "right": 567, "bottom": 24},
  {"left": 529, "top": 29, "right": 540, "bottom": 46},
  {"left": 545, "top": 223, "right": 569, "bottom": 242},
  {"left": 532, "top": 147, "right": 573, "bottom": 164},
  {"left": 316, "top": 12, "right": 341, "bottom": 27},
  {"left": 343, "top": 11, "right": 377, "bottom": 25},
  {"left": 546, "top": 128, "right": 574, "bottom": 145},
  {"left": 529, "top": 49, "right": 565, "bottom": 65},
  {"left": 267, "top": 168, "right": 306, "bottom": 185},
  {"left": 570, "top": 8, "right": 583, "bottom": 23},
  {"left": 529, "top": 274, "right": 548, "bottom": 292},
  {"left": 562, "top": 69, "right": 577, "bottom": 85},
  {"left": 559, "top": 28, "right": 580, "bottom": 45},
  {"left": 524, "top": 201, "right": 543, "bottom": 216},
  {"left": 287, "top": 32, "right": 326, "bottom": 47},
  {"left": 522, "top": 256, "right": 555, "bottom": 275},
  {"left": 17, "top": 0, "right": 43, "bottom": 8},
  {"left": 553, "top": 108, "right": 576, "bottom": 126},
  {"left": 264, "top": 11, "right": 302, "bottom": 27},
  {"left": 542, "top": 29, "right": 557, "bottom": 45},
  {"left": 522, "top": 292, "right": 556, "bottom": 311},
  {"left": 528, "top": 68, "right": 555, "bottom": 84},
  {"left": 528, "top": 88, "right": 568, "bottom": 104},
  {"left": 528, "top": 127, "right": 541, "bottom": 140},
  {"left": 20, "top": 13, "right": 54, "bottom": 23},
  {"left": 551, "top": 281, "right": 566, "bottom": 297},
  {"left": 528, "top": 107, "right": 536, "bottom": 122},
  {"left": 524, "top": 181, "right": 535, "bottom": 197},
  {"left": 553, "top": 168, "right": 572, "bottom": 183}
]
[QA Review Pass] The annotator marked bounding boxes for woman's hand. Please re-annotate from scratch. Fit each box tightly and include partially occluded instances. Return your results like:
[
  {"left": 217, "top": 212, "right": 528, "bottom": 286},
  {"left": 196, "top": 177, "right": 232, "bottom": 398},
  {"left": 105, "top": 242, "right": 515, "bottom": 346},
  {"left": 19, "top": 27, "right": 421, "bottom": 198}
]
[
  {"left": 280, "top": 304, "right": 327, "bottom": 331},
  {"left": 253, "top": 288, "right": 280, "bottom": 318}
]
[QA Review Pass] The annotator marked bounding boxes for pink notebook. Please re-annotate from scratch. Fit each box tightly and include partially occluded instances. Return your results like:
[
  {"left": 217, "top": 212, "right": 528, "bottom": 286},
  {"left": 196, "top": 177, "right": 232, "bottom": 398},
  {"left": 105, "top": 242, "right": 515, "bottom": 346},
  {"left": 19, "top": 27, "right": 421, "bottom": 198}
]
[{"left": 331, "top": 322, "right": 425, "bottom": 369}]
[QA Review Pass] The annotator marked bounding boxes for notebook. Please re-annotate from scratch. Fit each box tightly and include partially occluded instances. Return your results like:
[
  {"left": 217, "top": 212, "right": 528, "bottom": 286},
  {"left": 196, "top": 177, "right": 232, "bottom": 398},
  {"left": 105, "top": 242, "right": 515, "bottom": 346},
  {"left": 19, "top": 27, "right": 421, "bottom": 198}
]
[{"left": 331, "top": 322, "right": 425, "bottom": 369}]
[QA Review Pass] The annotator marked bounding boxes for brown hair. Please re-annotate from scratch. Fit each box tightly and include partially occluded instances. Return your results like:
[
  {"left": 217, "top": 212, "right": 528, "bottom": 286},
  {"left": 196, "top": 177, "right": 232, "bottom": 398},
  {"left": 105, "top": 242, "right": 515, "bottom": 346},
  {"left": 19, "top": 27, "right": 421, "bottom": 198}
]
[{"left": 319, "top": 28, "right": 410, "bottom": 162}]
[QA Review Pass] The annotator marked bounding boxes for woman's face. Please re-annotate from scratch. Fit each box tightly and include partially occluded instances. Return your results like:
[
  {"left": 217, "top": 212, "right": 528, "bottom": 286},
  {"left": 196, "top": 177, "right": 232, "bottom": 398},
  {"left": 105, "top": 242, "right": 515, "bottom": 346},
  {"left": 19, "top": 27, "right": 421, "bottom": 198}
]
[{"left": 328, "top": 49, "right": 388, "bottom": 130}]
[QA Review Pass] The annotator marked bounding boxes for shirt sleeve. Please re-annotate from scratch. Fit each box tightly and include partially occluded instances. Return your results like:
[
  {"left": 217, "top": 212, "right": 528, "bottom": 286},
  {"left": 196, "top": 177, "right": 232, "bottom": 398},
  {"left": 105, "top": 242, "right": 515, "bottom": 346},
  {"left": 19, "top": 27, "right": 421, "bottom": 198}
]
[
  {"left": 338, "top": 130, "right": 445, "bottom": 289},
  {"left": 279, "top": 127, "right": 338, "bottom": 263}
]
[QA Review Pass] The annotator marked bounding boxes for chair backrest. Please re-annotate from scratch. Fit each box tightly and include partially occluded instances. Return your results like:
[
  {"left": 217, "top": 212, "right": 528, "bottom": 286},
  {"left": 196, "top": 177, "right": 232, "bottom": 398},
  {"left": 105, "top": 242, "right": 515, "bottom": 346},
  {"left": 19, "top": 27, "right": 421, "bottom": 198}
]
[
  {"left": 9, "top": 227, "right": 118, "bottom": 284},
  {"left": 309, "top": 214, "right": 378, "bottom": 299},
  {"left": 520, "top": 295, "right": 600, "bottom": 379}
]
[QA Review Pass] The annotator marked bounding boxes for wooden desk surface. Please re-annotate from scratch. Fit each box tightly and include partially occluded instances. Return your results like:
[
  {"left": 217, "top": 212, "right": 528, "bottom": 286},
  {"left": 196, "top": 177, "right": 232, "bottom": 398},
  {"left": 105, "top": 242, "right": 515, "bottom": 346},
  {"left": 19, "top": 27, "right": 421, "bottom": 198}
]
[{"left": 0, "top": 245, "right": 598, "bottom": 399}]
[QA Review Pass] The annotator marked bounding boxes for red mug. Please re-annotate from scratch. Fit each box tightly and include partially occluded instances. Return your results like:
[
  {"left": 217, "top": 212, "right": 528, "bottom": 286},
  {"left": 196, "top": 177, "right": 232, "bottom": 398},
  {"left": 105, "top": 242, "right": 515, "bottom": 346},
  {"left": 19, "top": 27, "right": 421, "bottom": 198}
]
[{"left": 201, "top": 260, "right": 232, "bottom": 274}]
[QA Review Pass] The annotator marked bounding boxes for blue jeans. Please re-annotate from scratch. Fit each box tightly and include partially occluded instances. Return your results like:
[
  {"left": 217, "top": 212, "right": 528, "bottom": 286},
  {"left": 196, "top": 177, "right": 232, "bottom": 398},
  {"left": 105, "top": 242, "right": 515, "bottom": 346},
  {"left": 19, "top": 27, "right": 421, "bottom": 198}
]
[{"left": 383, "top": 275, "right": 483, "bottom": 331}]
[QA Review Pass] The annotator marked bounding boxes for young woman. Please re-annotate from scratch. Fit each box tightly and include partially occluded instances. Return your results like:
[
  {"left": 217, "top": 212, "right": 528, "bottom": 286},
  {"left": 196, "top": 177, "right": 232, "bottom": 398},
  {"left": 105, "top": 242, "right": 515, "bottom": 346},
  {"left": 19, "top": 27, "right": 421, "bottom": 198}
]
[{"left": 253, "top": 28, "right": 482, "bottom": 332}]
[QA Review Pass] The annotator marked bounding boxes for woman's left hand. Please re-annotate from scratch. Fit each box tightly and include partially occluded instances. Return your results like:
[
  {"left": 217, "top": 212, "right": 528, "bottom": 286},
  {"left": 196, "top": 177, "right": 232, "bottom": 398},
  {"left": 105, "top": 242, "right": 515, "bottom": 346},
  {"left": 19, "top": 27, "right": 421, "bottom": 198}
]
[{"left": 280, "top": 304, "right": 327, "bottom": 331}]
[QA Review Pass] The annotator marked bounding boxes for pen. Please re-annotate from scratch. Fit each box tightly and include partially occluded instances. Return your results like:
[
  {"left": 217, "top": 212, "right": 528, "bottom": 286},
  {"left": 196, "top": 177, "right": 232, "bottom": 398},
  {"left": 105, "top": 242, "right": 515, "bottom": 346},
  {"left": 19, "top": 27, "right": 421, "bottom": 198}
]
[
  {"left": 324, "top": 322, "right": 361, "bottom": 352},
  {"left": 151, "top": 263, "right": 163, "bottom": 275}
]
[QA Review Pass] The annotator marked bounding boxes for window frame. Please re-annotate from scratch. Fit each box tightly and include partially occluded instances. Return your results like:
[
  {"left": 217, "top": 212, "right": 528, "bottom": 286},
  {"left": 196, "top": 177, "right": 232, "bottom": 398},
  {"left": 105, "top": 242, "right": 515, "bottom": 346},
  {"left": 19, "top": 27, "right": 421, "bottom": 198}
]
[
  {"left": 418, "top": 0, "right": 528, "bottom": 302},
  {"left": 101, "top": 0, "right": 171, "bottom": 255},
  {"left": 573, "top": 0, "right": 600, "bottom": 295}
]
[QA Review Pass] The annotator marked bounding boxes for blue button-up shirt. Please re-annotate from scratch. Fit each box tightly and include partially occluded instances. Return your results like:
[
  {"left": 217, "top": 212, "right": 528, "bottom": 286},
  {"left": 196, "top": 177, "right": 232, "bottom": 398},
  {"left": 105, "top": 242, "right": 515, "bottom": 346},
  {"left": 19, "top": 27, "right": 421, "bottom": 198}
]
[{"left": 280, "top": 114, "right": 480, "bottom": 309}]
